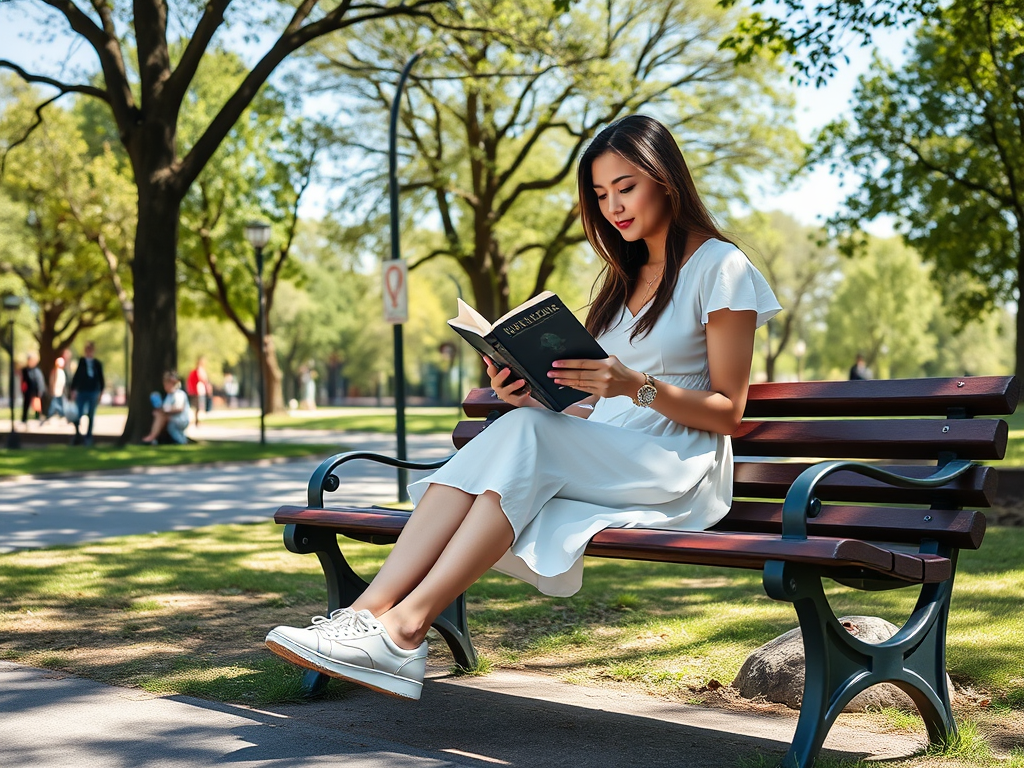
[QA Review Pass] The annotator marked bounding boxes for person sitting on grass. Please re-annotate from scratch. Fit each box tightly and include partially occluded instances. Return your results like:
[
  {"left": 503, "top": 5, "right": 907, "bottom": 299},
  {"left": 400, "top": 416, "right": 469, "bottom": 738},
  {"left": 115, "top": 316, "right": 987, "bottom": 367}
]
[{"left": 142, "top": 372, "right": 192, "bottom": 445}]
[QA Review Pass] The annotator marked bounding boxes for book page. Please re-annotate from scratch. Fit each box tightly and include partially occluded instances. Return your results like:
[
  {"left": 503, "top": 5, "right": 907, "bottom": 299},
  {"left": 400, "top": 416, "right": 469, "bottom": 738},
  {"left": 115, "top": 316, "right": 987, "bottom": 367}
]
[{"left": 447, "top": 298, "right": 492, "bottom": 336}]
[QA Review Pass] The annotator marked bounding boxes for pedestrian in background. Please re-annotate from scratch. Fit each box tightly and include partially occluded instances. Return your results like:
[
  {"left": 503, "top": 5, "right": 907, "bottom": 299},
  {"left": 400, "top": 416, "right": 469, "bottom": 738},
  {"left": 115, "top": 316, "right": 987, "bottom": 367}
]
[
  {"left": 43, "top": 355, "right": 68, "bottom": 423},
  {"left": 223, "top": 371, "right": 239, "bottom": 408},
  {"left": 849, "top": 353, "right": 873, "bottom": 381},
  {"left": 20, "top": 352, "right": 47, "bottom": 425},
  {"left": 70, "top": 341, "right": 105, "bottom": 446},
  {"left": 186, "top": 356, "right": 211, "bottom": 426}
]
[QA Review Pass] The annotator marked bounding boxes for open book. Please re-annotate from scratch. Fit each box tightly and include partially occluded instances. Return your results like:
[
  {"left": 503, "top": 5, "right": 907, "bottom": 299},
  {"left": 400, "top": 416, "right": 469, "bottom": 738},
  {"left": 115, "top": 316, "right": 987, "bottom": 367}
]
[{"left": 448, "top": 291, "right": 607, "bottom": 411}]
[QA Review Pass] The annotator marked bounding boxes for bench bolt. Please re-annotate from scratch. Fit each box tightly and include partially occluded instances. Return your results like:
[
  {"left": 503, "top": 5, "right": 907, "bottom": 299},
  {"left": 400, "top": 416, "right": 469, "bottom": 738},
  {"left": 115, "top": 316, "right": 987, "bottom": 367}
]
[
  {"left": 923, "top": 515, "right": 932, "bottom": 522},
  {"left": 957, "top": 381, "right": 965, "bottom": 387},
  {"left": 942, "top": 426, "right": 949, "bottom": 433}
]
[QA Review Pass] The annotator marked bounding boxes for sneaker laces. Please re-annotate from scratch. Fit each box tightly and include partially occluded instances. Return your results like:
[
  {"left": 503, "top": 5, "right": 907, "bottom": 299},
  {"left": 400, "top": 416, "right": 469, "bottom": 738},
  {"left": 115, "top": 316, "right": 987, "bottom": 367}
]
[{"left": 308, "top": 608, "right": 356, "bottom": 636}]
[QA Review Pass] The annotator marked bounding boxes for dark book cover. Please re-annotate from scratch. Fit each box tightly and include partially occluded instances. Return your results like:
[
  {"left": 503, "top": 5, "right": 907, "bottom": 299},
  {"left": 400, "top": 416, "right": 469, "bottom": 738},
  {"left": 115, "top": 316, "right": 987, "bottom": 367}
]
[{"left": 448, "top": 292, "right": 607, "bottom": 411}]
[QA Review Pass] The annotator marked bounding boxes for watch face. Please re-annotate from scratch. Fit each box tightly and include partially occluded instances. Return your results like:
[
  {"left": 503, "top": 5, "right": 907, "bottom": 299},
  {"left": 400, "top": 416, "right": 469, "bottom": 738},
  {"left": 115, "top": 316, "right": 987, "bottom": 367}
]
[{"left": 637, "top": 384, "right": 657, "bottom": 407}]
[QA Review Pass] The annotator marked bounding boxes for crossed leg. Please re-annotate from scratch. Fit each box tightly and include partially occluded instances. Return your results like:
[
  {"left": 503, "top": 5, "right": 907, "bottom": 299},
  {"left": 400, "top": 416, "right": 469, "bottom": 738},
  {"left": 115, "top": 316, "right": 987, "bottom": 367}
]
[{"left": 350, "top": 484, "right": 514, "bottom": 650}]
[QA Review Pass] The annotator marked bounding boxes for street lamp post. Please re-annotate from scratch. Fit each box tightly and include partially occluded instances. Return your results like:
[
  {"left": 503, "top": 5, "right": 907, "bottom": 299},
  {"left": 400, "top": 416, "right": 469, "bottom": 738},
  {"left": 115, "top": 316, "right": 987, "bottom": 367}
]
[
  {"left": 245, "top": 221, "right": 272, "bottom": 446},
  {"left": 3, "top": 294, "right": 23, "bottom": 449}
]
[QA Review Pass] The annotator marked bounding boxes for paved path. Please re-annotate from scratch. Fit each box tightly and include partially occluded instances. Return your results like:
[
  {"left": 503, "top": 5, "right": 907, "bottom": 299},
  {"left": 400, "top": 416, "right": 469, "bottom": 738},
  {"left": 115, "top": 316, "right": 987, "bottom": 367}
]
[
  {"left": 0, "top": 661, "right": 924, "bottom": 768},
  {"left": 0, "top": 432, "right": 453, "bottom": 553}
]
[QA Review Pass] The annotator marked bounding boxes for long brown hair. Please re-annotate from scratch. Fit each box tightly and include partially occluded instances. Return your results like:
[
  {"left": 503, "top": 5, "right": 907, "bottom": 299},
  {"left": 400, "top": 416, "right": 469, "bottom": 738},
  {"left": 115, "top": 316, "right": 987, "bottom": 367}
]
[{"left": 579, "top": 115, "right": 730, "bottom": 341}]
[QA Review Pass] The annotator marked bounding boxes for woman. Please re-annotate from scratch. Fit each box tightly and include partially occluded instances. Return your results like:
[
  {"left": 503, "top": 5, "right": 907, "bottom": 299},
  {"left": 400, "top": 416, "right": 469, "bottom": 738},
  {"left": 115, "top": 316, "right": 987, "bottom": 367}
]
[{"left": 266, "top": 115, "right": 781, "bottom": 700}]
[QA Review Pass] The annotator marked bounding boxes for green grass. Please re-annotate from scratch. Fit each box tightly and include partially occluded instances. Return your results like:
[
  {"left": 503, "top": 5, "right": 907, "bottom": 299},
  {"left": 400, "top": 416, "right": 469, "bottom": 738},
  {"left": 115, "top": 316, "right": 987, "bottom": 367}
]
[
  {"left": 1, "top": 521, "right": 1023, "bottom": 718},
  {"left": 0, "top": 441, "right": 340, "bottom": 477},
  {"left": 206, "top": 408, "right": 461, "bottom": 435}
]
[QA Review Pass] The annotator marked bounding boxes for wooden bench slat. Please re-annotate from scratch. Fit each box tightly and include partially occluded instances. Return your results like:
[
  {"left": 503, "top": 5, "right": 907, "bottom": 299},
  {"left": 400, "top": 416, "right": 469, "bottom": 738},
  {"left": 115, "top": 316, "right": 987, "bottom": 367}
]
[
  {"left": 732, "top": 419, "right": 1007, "bottom": 460},
  {"left": 734, "top": 462, "right": 996, "bottom": 507},
  {"left": 584, "top": 528, "right": 950, "bottom": 582},
  {"left": 274, "top": 506, "right": 952, "bottom": 583},
  {"left": 453, "top": 418, "right": 1008, "bottom": 460},
  {"left": 713, "top": 502, "right": 986, "bottom": 550},
  {"left": 461, "top": 376, "right": 1019, "bottom": 419}
]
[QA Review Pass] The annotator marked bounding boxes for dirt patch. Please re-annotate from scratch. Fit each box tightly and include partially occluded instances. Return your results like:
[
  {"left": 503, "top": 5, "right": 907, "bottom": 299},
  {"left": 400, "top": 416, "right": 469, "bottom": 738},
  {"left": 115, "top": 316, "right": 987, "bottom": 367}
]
[{"left": 988, "top": 502, "right": 1024, "bottom": 527}]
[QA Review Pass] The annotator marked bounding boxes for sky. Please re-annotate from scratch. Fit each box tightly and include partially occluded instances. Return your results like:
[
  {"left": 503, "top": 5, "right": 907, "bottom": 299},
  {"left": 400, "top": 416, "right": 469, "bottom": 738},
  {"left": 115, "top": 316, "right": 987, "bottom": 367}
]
[{"left": 1, "top": 5, "right": 913, "bottom": 236}]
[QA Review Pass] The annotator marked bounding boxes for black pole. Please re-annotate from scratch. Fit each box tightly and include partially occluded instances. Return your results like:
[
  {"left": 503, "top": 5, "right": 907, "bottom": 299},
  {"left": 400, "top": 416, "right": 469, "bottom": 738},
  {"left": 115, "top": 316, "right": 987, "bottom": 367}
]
[
  {"left": 6, "top": 321, "right": 18, "bottom": 449},
  {"left": 389, "top": 50, "right": 424, "bottom": 503},
  {"left": 256, "top": 245, "right": 266, "bottom": 446}
]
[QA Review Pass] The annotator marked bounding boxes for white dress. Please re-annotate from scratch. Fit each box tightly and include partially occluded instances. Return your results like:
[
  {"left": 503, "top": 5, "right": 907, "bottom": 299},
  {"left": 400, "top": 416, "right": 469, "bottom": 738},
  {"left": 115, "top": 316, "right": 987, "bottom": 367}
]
[{"left": 409, "top": 239, "right": 782, "bottom": 597}]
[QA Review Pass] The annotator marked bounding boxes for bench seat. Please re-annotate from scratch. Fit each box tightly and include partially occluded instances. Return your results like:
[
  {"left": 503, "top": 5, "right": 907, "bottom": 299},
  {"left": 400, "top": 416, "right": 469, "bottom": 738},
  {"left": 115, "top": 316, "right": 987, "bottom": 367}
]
[{"left": 275, "top": 504, "right": 954, "bottom": 582}]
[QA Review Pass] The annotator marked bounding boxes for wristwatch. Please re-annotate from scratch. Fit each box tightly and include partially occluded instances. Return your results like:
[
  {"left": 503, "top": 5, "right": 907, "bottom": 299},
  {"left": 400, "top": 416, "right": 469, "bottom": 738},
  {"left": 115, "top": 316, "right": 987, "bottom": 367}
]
[{"left": 632, "top": 373, "right": 658, "bottom": 408}]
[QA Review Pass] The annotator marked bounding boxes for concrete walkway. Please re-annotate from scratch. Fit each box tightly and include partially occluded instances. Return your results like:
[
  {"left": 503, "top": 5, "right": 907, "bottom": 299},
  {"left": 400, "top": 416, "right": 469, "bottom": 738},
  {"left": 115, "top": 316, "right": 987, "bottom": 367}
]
[
  {"left": 0, "top": 661, "right": 925, "bottom": 768},
  {"left": 0, "top": 431, "right": 453, "bottom": 553}
]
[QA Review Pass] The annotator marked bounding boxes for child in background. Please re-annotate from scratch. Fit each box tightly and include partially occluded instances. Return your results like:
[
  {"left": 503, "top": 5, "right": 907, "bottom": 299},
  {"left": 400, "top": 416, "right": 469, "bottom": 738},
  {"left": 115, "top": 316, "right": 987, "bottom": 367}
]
[{"left": 142, "top": 371, "right": 192, "bottom": 445}]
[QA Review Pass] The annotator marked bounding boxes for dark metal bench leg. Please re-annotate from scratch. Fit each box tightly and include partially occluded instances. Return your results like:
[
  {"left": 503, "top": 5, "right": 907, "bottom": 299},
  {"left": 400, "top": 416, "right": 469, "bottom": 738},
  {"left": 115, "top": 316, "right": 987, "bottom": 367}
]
[
  {"left": 432, "top": 592, "right": 479, "bottom": 670},
  {"left": 283, "top": 524, "right": 370, "bottom": 697},
  {"left": 763, "top": 559, "right": 957, "bottom": 768}
]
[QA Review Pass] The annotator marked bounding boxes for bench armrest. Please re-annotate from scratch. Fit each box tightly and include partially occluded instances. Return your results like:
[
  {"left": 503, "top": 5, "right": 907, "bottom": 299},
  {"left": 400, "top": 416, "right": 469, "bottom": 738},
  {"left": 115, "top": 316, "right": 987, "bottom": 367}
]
[
  {"left": 780, "top": 459, "right": 975, "bottom": 540},
  {"left": 308, "top": 450, "right": 455, "bottom": 507}
]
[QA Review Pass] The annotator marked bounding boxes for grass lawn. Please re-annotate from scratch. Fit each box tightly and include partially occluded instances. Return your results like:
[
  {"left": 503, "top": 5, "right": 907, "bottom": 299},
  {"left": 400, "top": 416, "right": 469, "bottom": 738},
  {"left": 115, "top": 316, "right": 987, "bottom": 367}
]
[
  {"left": 0, "top": 441, "right": 340, "bottom": 477},
  {"left": 205, "top": 408, "right": 462, "bottom": 435},
  {"left": 0, "top": 521, "right": 1022, "bottom": 766}
]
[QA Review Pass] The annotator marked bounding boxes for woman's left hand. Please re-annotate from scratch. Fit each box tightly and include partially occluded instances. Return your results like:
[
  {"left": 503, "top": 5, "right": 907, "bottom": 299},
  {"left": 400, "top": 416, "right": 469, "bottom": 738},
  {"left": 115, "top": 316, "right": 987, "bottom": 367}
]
[{"left": 548, "top": 356, "right": 644, "bottom": 399}]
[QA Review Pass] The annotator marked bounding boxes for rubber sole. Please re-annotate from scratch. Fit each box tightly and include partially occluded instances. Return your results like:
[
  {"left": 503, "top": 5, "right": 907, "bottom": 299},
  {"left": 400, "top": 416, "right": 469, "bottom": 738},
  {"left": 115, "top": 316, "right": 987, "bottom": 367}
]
[{"left": 265, "top": 631, "right": 424, "bottom": 700}]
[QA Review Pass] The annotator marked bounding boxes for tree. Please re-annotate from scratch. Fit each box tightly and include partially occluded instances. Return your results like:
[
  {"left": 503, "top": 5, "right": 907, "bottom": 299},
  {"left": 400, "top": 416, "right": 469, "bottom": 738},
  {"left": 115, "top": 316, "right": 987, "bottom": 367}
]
[
  {"left": 177, "top": 50, "right": 323, "bottom": 414},
  {"left": 731, "top": 211, "right": 841, "bottom": 381},
  {"left": 714, "top": 0, "right": 1019, "bottom": 84},
  {"left": 819, "top": 237, "right": 939, "bottom": 379},
  {"left": 811, "top": 1, "right": 1024, "bottom": 380},
  {"left": 0, "top": 80, "right": 128, "bottom": 379},
  {"left": 0, "top": 0, "right": 449, "bottom": 441},
  {"left": 312, "top": 0, "right": 801, "bottom": 325}
]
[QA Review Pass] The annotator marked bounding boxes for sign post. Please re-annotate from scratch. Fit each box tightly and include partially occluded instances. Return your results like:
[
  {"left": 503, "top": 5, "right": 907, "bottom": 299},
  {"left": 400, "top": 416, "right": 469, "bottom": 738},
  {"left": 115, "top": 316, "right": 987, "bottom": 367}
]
[{"left": 387, "top": 50, "right": 423, "bottom": 503}]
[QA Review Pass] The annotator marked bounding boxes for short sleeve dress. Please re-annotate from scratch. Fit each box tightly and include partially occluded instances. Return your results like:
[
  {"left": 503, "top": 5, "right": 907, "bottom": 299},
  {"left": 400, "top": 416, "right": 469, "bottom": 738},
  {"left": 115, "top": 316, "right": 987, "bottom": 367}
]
[{"left": 408, "top": 239, "right": 782, "bottom": 597}]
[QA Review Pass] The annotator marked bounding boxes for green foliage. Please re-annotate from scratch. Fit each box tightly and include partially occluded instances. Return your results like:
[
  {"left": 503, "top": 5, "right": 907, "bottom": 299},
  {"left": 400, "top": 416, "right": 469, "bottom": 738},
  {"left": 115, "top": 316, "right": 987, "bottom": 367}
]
[
  {"left": 730, "top": 211, "right": 842, "bottom": 381},
  {"left": 310, "top": 0, "right": 801, "bottom": 319},
  {"left": 819, "top": 237, "right": 939, "bottom": 378},
  {"left": 0, "top": 76, "right": 133, "bottom": 371},
  {"left": 811, "top": 1, "right": 1024, "bottom": 372}
]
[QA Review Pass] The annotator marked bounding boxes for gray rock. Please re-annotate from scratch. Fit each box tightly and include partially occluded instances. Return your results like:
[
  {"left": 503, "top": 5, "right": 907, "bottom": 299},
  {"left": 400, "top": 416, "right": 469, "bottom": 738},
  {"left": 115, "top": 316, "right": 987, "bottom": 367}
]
[{"left": 732, "top": 615, "right": 954, "bottom": 712}]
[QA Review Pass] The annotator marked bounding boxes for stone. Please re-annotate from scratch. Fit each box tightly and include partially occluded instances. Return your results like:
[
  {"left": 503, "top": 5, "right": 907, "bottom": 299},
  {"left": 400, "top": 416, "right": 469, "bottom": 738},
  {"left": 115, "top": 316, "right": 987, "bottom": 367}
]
[{"left": 732, "top": 615, "right": 954, "bottom": 713}]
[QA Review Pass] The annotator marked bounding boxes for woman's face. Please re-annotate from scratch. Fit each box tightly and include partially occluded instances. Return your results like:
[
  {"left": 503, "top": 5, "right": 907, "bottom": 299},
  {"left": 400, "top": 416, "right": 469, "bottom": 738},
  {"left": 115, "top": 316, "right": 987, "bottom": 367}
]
[{"left": 590, "top": 151, "right": 671, "bottom": 247}]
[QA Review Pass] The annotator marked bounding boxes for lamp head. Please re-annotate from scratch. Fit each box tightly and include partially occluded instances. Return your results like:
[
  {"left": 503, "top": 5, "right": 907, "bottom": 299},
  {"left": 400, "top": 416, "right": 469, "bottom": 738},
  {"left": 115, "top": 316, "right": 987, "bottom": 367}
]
[
  {"left": 2, "top": 294, "right": 23, "bottom": 314},
  {"left": 244, "top": 221, "right": 271, "bottom": 249}
]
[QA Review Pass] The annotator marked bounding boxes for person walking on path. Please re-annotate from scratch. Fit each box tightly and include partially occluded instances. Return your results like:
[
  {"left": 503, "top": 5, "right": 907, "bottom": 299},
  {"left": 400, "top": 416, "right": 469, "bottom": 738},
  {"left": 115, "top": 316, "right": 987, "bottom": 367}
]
[
  {"left": 265, "top": 115, "right": 781, "bottom": 701},
  {"left": 186, "top": 356, "right": 212, "bottom": 426},
  {"left": 69, "top": 341, "right": 105, "bottom": 446},
  {"left": 20, "top": 352, "right": 47, "bottom": 425}
]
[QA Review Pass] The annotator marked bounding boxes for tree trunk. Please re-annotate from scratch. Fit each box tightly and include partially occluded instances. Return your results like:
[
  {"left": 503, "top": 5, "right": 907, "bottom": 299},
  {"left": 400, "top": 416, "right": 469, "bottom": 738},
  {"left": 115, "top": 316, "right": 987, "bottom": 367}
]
[
  {"left": 1016, "top": 228, "right": 1024, "bottom": 397},
  {"left": 122, "top": 189, "right": 181, "bottom": 442},
  {"left": 248, "top": 333, "right": 285, "bottom": 415}
]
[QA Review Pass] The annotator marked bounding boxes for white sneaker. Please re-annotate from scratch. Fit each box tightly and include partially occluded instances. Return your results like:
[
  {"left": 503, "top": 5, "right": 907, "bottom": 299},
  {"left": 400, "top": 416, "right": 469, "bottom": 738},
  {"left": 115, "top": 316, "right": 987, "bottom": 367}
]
[{"left": 266, "top": 609, "right": 428, "bottom": 700}]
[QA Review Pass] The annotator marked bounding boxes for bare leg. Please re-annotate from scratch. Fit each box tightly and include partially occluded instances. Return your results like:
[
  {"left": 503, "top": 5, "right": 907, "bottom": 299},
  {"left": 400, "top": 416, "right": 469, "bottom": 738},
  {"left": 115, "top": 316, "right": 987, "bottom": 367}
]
[
  {"left": 350, "top": 483, "right": 476, "bottom": 616},
  {"left": 378, "top": 490, "right": 513, "bottom": 650},
  {"left": 143, "top": 410, "right": 168, "bottom": 441}
]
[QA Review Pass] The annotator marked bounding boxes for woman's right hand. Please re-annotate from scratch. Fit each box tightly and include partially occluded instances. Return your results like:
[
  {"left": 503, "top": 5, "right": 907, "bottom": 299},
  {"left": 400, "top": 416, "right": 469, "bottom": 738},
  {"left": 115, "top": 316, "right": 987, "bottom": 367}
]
[{"left": 484, "top": 356, "right": 542, "bottom": 408}]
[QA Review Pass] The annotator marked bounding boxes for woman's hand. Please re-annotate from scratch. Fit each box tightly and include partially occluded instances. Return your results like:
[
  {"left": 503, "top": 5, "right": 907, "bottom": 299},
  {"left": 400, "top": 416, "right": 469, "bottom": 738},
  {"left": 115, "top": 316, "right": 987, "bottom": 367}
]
[
  {"left": 548, "top": 356, "right": 645, "bottom": 400},
  {"left": 484, "top": 356, "right": 543, "bottom": 408}
]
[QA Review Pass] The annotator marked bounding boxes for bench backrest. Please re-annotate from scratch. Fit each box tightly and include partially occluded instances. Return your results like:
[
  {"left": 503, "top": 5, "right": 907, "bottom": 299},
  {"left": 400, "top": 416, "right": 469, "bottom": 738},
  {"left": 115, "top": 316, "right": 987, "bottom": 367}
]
[{"left": 455, "top": 376, "right": 1019, "bottom": 551}]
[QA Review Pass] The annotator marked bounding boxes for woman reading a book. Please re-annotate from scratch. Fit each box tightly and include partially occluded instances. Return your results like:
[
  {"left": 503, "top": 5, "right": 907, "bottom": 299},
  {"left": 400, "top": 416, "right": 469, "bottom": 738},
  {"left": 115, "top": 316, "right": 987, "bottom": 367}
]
[{"left": 266, "top": 115, "right": 781, "bottom": 700}]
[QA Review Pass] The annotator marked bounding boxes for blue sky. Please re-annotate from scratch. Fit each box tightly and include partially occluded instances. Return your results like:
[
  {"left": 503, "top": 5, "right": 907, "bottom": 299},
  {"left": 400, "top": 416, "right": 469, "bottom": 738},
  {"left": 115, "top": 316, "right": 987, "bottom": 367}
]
[{"left": 1, "top": 6, "right": 912, "bottom": 235}]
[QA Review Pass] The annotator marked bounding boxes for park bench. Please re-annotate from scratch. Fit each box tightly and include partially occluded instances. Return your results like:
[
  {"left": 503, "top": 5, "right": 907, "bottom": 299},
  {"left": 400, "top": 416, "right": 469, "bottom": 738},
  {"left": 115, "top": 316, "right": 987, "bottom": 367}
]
[{"left": 274, "top": 374, "right": 1018, "bottom": 768}]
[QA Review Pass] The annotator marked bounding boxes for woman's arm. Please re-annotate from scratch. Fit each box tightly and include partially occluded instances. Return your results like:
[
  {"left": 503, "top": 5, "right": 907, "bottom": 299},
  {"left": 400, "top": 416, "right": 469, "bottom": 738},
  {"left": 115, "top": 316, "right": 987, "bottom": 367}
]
[{"left": 548, "top": 308, "right": 757, "bottom": 435}]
